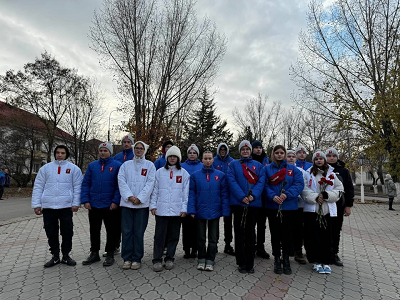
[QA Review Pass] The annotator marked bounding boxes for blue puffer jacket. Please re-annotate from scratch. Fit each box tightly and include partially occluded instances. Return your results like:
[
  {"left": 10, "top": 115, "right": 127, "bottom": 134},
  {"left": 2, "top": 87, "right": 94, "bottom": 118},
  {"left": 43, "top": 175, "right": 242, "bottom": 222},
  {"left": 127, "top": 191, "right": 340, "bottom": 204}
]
[
  {"left": 227, "top": 157, "right": 265, "bottom": 207},
  {"left": 114, "top": 147, "right": 134, "bottom": 163},
  {"left": 295, "top": 160, "right": 312, "bottom": 171},
  {"left": 81, "top": 157, "right": 122, "bottom": 208},
  {"left": 213, "top": 142, "right": 234, "bottom": 173},
  {"left": 154, "top": 154, "right": 166, "bottom": 170},
  {"left": 188, "top": 167, "right": 230, "bottom": 219},
  {"left": 264, "top": 160, "right": 304, "bottom": 210},
  {"left": 182, "top": 159, "right": 204, "bottom": 175}
]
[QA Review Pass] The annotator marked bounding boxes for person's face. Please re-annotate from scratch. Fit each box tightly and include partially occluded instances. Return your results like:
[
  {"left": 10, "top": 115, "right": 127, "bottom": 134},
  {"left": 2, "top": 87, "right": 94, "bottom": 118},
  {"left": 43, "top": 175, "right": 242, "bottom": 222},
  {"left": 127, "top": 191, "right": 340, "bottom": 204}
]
[
  {"left": 314, "top": 156, "right": 325, "bottom": 167},
  {"left": 188, "top": 150, "right": 198, "bottom": 161},
  {"left": 134, "top": 143, "right": 145, "bottom": 156},
  {"left": 168, "top": 155, "right": 178, "bottom": 165},
  {"left": 122, "top": 139, "right": 132, "bottom": 150},
  {"left": 326, "top": 154, "right": 338, "bottom": 164},
  {"left": 4, "top": 169, "right": 8, "bottom": 174},
  {"left": 240, "top": 146, "right": 251, "bottom": 158},
  {"left": 287, "top": 153, "right": 296, "bottom": 165},
  {"left": 253, "top": 146, "right": 263, "bottom": 156},
  {"left": 202, "top": 153, "right": 214, "bottom": 167},
  {"left": 99, "top": 148, "right": 111, "bottom": 159},
  {"left": 165, "top": 144, "right": 173, "bottom": 153},
  {"left": 297, "top": 151, "right": 306, "bottom": 160},
  {"left": 219, "top": 146, "right": 227, "bottom": 158},
  {"left": 56, "top": 148, "right": 67, "bottom": 161},
  {"left": 274, "top": 148, "right": 286, "bottom": 161}
]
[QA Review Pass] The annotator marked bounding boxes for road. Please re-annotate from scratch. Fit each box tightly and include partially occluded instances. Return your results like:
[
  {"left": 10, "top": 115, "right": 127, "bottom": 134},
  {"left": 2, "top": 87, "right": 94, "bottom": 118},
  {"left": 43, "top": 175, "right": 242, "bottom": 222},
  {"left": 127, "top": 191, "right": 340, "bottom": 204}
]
[{"left": 0, "top": 197, "right": 34, "bottom": 223}]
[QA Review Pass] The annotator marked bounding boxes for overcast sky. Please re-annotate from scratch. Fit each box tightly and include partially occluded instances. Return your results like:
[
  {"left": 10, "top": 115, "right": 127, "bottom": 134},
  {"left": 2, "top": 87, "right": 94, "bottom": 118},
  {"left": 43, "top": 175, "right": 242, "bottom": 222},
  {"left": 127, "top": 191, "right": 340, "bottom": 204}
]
[{"left": 0, "top": 0, "right": 312, "bottom": 140}]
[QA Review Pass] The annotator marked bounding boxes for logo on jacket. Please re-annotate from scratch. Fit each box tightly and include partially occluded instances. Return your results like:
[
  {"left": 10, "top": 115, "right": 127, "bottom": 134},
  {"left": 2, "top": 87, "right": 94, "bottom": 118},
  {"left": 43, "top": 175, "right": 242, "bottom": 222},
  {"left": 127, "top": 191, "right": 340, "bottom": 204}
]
[
  {"left": 66, "top": 169, "right": 71, "bottom": 174},
  {"left": 227, "top": 162, "right": 230, "bottom": 166},
  {"left": 287, "top": 169, "right": 293, "bottom": 176},
  {"left": 217, "top": 166, "right": 220, "bottom": 170},
  {"left": 252, "top": 166, "right": 256, "bottom": 171},
  {"left": 215, "top": 175, "right": 219, "bottom": 181},
  {"left": 141, "top": 169, "right": 147, "bottom": 176},
  {"left": 176, "top": 176, "right": 182, "bottom": 183},
  {"left": 309, "top": 179, "right": 312, "bottom": 187},
  {"left": 109, "top": 167, "right": 114, "bottom": 172}
]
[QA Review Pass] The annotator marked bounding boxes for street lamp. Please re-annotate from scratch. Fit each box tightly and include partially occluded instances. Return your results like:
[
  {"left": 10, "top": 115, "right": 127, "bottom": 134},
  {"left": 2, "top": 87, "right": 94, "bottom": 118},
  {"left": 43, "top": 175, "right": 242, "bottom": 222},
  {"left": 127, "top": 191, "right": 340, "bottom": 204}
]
[
  {"left": 357, "top": 154, "right": 365, "bottom": 203},
  {"left": 108, "top": 109, "right": 118, "bottom": 141}
]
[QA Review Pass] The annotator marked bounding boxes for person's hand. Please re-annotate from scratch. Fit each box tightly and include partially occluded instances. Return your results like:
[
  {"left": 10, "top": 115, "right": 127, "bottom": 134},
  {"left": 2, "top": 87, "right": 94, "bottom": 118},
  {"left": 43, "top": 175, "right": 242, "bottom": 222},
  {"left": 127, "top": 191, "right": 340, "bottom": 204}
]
[
  {"left": 273, "top": 196, "right": 282, "bottom": 204},
  {"left": 110, "top": 203, "right": 118, "bottom": 210},
  {"left": 151, "top": 209, "right": 157, "bottom": 216},
  {"left": 128, "top": 196, "right": 135, "bottom": 203},
  {"left": 34, "top": 207, "right": 42, "bottom": 215},
  {"left": 317, "top": 194, "right": 324, "bottom": 205},
  {"left": 344, "top": 206, "right": 351, "bottom": 216},
  {"left": 190, "top": 214, "right": 195, "bottom": 218},
  {"left": 279, "top": 194, "right": 287, "bottom": 202},
  {"left": 248, "top": 195, "right": 254, "bottom": 202},
  {"left": 242, "top": 197, "right": 249, "bottom": 204},
  {"left": 72, "top": 206, "right": 79, "bottom": 212},
  {"left": 180, "top": 212, "right": 187, "bottom": 217},
  {"left": 84, "top": 203, "right": 91, "bottom": 210}
]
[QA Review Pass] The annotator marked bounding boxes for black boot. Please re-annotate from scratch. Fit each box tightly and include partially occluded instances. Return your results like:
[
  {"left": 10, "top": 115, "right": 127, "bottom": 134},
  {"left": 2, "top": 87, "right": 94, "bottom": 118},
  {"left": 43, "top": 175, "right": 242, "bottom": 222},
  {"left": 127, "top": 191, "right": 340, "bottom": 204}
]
[
  {"left": 274, "top": 256, "right": 283, "bottom": 274},
  {"left": 224, "top": 244, "right": 235, "bottom": 256},
  {"left": 82, "top": 251, "right": 101, "bottom": 265},
  {"left": 256, "top": 247, "right": 270, "bottom": 259},
  {"left": 282, "top": 255, "right": 292, "bottom": 275},
  {"left": 103, "top": 253, "right": 115, "bottom": 267},
  {"left": 334, "top": 254, "right": 343, "bottom": 266},
  {"left": 44, "top": 255, "right": 60, "bottom": 268},
  {"left": 389, "top": 199, "right": 396, "bottom": 210}
]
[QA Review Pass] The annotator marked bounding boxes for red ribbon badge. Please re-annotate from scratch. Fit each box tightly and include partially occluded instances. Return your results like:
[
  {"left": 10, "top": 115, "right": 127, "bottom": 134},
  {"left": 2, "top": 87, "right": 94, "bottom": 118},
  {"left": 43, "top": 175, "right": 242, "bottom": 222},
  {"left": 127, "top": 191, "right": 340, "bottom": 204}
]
[
  {"left": 58, "top": 166, "right": 61, "bottom": 174},
  {"left": 215, "top": 175, "right": 219, "bottom": 181},
  {"left": 141, "top": 169, "right": 148, "bottom": 176},
  {"left": 66, "top": 169, "right": 71, "bottom": 174},
  {"left": 101, "top": 165, "right": 104, "bottom": 172},
  {"left": 170, "top": 171, "right": 173, "bottom": 179},
  {"left": 109, "top": 167, "right": 114, "bottom": 172},
  {"left": 176, "top": 176, "right": 182, "bottom": 183},
  {"left": 123, "top": 154, "right": 126, "bottom": 161},
  {"left": 287, "top": 169, "right": 293, "bottom": 176},
  {"left": 207, "top": 173, "right": 210, "bottom": 182}
]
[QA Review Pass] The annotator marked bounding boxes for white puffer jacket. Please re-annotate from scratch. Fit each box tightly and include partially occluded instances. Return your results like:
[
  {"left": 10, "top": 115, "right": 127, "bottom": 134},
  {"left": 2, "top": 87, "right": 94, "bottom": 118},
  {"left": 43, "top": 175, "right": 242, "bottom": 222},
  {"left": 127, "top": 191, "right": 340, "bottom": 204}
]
[
  {"left": 118, "top": 157, "right": 156, "bottom": 209},
  {"left": 150, "top": 166, "right": 190, "bottom": 216},
  {"left": 31, "top": 160, "right": 82, "bottom": 209}
]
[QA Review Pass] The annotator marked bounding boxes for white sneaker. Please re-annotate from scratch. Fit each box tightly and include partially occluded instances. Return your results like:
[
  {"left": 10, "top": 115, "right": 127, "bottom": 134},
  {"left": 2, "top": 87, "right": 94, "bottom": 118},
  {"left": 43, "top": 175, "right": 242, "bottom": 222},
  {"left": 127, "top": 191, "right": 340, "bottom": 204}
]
[
  {"left": 205, "top": 264, "right": 214, "bottom": 271},
  {"left": 122, "top": 261, "right": 132, "bottom": 270},
  {"left": 323, "top": 265, "right": 331, "bottom": 274},
  {"left": 197, "top": 263, "right": 205, "bottom": 270},
  {"left": 131, "top": 262, "right": 141, "bottom": 270}
]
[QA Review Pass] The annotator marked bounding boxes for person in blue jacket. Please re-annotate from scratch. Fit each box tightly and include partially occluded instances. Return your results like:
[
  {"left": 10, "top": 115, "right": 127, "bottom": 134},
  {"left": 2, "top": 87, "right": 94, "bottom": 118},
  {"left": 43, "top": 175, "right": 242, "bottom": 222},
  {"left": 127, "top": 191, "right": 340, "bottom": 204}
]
[
  {"left": 227, "top": 140, "right": 265, "bottom": 274},
  {"left": 188, "top": 151, "right": 230, "bottom": 271},
  {"left": 154, "top": 141, "right": 174, "bottom": 170},
  {"left": 295, "top": 146, "right": 313, "bottom": 170},
  {"left": 213, "top": 143, "right": 235, "bottom": 256},
  {"left": 181, "top": 144, "right": 204, "bottom": 258},
  {"left": 114, "top": 134, "right": 134, "bottom": 163},
  {"left": 81, "top": 142, "right": 122, "bottom": 267},
  {"left": 264, "top": 145, "right": 304, "bottom": 275}
]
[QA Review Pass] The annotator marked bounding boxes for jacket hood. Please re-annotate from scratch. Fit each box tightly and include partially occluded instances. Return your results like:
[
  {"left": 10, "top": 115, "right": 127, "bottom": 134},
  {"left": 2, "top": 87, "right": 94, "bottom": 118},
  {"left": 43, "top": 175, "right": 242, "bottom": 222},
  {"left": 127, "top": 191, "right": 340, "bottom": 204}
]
[
  {"left": 217, "top": 143, "right": 230, "bottom": 159},
  {"left": 133, "top": 141, "right": 148, "bottom": 159}
]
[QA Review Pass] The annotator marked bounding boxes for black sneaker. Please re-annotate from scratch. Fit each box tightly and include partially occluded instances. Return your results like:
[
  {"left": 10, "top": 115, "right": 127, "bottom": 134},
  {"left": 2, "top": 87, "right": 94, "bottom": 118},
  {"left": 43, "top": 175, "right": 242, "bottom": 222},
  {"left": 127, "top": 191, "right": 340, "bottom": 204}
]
[
  {"left": 44, "top": 256, "right": 60, "bottom": 268},
  {"left": 103, "top": 254, "right": 115, "bottom": 267},
  {"left": 82, "top": 252, "right": 101, "bottom": 265},
  {"left": 256, "top": 248, "right": 270, "bottom": 259},
  {"left": 224, "top": 245, "right": 235, "bottom": 256},
  {"left": 61, "top": 255, "right": 76, "bottom": 266},
  {"left": 238, "top": 266, "right": 248, "bottom": 274}
]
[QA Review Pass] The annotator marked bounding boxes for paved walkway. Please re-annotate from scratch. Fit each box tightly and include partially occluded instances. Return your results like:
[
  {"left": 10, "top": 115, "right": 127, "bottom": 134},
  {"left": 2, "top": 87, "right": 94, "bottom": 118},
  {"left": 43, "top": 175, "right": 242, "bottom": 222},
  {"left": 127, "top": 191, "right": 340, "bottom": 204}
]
[{"left": 0, "top": 203, "right": 399, "bottom": 300}]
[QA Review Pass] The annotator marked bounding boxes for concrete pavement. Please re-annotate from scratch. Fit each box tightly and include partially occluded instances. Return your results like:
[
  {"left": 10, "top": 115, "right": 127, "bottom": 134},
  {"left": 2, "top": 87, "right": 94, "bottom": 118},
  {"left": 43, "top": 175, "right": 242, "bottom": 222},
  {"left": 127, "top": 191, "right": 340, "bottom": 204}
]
[{"left": 0, "top": 203, "right": 399, "bottom": 299}]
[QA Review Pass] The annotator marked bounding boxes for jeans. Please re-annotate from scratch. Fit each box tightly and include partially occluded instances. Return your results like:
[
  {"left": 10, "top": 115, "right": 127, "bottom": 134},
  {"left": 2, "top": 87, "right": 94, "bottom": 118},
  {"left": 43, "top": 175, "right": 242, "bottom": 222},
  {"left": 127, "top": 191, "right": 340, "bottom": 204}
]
[
  {"left": 42, "top": 208, "right": 73, "bottom": 256},
  {"left": 88, "top": 207, "right": 118, "bottom": 253},
  {"left": 152, "top": 215, "right": 182, "bottom": 263},
  {"left": 267, "top": 209, "right": 296, "bottom": 257},
  {"left": 121, "top": 207, "right": 149, "bottom": 262},
  {"left": 197, "top": 218, "right": 219, "bottom": 264}
]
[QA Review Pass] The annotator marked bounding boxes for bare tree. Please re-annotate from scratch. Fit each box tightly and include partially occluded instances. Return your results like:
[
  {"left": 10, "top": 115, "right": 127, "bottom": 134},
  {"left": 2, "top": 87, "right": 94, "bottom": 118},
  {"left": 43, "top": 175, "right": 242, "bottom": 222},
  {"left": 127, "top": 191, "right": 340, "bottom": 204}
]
[{"left": 90, "top": 0, "right": 226, "bottom": 156}]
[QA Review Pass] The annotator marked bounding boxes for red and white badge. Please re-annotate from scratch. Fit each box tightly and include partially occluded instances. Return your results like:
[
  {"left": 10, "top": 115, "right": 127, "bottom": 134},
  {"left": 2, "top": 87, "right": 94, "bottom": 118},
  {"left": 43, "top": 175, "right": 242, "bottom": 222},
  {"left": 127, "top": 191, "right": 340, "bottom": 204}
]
[
  {"left": 176, "top": 176, "right": 182, "bottom": 183},
  {"left": 287, "top": 169, "right": 293, "bottom": 176},
  {"left": 217, "top": 166, "right": 220, "bottom": 170},
  {"left": 109, "top": 167, "right": 114, "bottom": 172},
  {"left": 207, "top": 173, "right": 210, "bottom": 182},
  {"left": 252, "top": 166, "right": 256, "bottom": 171},
  {"left": 215, "top": 175, "right": 219, "bottom": 181},
  {"left": 66, "top": 169, "right": 71, "bottom": 174},
  {"left": 309, "top": 179, "right": 312, "bottom": 187},
  {"left": 141, "top": 169, "right": 147, "bottom": 176}
]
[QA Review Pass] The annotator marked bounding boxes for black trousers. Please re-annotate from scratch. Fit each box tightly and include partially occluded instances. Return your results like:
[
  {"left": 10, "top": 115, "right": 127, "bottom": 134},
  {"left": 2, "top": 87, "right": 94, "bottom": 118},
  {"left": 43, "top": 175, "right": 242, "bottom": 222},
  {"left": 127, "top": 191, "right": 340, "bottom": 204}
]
[
  {"left": 294, "top": 208, "right": 305, "bottom": 253},
  {"left": 197, "top": 218, "right": 219, "bottom": 263},
  {"left": 153, "top": 216, "right": 181, "bottom": 263},
  {"left": 0, "top": 185, "right": 4, "bottom": 199},
  {"left": 114, "top": 206, "right": 122, "bottom": 249},
  {"left": 304, "top": 212, "right": 332, "bottom": 265},
  {"left": 232, "top": 206, "right": 257, "bottom": 270},
  {"left": 331, "top": 205, "right": 344, "bottom": 255},
  {"left": 223, "top": 213, "right": 233, "bottom": 245},
  {"left": 88, "top": 207, "right": 118, "bottom": 253},
  {"left": 255, "top": 207, "right": 268, "bottom": 248},
  {"left": 42, "top": 208, "right": 73, "bottom": 256},
  {"left": 182, "top": 215, "right": 197, "bottom": 252},
  {"left": 267, "top": 209, "right": 296, "bottom": 257}
]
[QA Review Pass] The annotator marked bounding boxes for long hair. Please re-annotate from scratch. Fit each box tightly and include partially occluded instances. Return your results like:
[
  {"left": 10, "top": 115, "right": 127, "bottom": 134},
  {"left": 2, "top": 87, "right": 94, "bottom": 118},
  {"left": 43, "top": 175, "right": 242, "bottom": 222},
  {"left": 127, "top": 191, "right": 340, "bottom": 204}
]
[
  {"left": 310, "top": 160, "right": 329, "bottom": 176},
  {"left": 271, "top": 145, "right": 286, "bottom": 166},
  {"left": 164, "top": 157, "right": 182, "bottom": 170}
]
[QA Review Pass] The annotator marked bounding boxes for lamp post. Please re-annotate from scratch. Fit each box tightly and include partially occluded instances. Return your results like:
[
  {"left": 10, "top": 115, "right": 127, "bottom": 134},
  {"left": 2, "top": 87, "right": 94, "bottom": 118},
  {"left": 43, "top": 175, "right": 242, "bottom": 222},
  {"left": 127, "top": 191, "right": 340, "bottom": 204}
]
[
  {"left": 108, "top": 109, "right": 118, "bottom": 141},
  {"left": 358, "top": 154, "right": 365, "bottom": 203}
]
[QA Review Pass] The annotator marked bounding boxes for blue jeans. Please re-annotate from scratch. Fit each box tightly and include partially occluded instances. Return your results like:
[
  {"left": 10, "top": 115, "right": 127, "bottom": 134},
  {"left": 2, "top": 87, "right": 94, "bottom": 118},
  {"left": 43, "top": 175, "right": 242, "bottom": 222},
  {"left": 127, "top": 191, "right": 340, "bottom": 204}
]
[{"left": 121, "top": 207, "right": 149, "bottom": 262}]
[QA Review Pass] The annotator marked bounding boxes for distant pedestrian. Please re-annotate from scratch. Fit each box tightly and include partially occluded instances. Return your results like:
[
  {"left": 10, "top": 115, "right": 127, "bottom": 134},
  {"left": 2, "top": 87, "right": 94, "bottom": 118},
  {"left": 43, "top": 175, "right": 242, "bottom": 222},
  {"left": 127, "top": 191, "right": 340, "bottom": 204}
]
[
  {"left": 295, "top": 146, "right": 313, "bottom": 170},
  {"left": 31, "top": 145, "right": 82, "bottom": 268},
  {"left": 384, "top": 174, "right": 397, "bottom": 211},
  {"left": 154, "top": 141, "right": 174, "bottom": 170}
]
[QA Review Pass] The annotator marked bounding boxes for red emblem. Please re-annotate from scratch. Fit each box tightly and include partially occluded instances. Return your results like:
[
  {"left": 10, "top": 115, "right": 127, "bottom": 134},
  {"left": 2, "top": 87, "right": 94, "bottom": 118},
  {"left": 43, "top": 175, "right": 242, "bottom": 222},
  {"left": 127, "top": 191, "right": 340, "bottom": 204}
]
[
  {"left": 207, "top": 174, "right": 210, "bottom": 182},
  {"left": 215, "top": 175, "right": 219, "bottom": 181},
  {"left": 141, "top": 169, "right": 147, "bottom": 176},
  {"left": 170, "top": 171, "right": 173, "bottom": 179},
  {"left": 109, "top": 167, "right": 114, "bottom": 172},
  {"left": 103, "top": 143, "right": 107, "bottom": 146},
  {"left": 245, "top": 143, "right": 248, "bottom": 147},
  {"left": 217, "top": 166, "right": 220, "bottom": 170},
  {"left": 176, "top": 176, "right": 182, "bottom": 183},
  {"left": 301, "top": 148, "right": 304, "bottom": 151},
  {"left": 66, "top": 169, "right": 71, "bottom": 174},
  {"left": 252, "top": 166, "right": 256, "bottom": 171},
  {"left": 287, "top": 169, "right": 293, "bottom": 176},
  {"left": 316, "top": 153, "right": 320, "bottom": 157},
  {"left": 329, "top": 150, "right": 332, "bottom": 154},
  {"left": 125, "top": 135, "right": 128, "bottom": 138},
  {"left": 191, "top": 146, "right": 194, "bottom": 150},
  {"left": 309, "top": 179, "right": 312, "bottom": 187},
  {"left": 227, "top": 162, "right": 230, "bottom": 166}
]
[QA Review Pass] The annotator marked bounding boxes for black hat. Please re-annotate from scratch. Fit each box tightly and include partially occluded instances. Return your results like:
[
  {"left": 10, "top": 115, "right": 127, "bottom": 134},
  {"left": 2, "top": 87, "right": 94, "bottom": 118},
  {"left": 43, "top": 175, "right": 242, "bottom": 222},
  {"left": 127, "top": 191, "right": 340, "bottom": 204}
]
[{"left": 251, "top": 140, "right": 263, "bottom": 149}]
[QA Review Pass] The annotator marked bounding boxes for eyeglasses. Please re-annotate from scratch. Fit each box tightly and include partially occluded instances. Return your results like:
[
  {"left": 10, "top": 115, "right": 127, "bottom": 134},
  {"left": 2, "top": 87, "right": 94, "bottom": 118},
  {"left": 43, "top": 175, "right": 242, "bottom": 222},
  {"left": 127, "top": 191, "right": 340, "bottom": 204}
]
[{"left": 134, "top": 147, "right": 145, "bottom": 151}]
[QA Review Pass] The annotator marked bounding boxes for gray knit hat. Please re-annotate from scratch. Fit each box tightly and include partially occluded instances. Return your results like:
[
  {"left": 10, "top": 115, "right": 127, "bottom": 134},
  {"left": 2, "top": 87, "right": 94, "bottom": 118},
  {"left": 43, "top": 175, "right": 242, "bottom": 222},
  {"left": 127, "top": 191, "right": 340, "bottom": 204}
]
[
  {"left": 325, "top": 147, "right": 339, "bottom": 157},
  {"left": 166, "top": 146, "right": 182, "bottom": 161},
  {"left": 239, "top": 140, "right": 252, "bottom": 152},
  {"left": 99, "top": 142, "right": 113, "bottom": 155},
  {"left": 287, "top": 149, "right": 296, "bottom": 155},
  {"left": 121, "top": 134, "right": 134, "bottom": 145},
  {"left": 312, "top": 150, "right": 327, "bottom": 162},
  {"left": 296, "top": 146, "right": 307, "bottom": 154},
  {"left": 187, "top": 144, "right": 200, "bottom": 156}
]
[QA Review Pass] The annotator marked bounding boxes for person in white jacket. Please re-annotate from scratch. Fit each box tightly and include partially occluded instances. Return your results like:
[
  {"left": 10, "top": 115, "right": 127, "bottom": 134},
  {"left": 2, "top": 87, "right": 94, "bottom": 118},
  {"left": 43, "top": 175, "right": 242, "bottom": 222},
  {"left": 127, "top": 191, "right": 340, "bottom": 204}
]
[
  {"left": 150, "top": 146, "right": 190, "bottom": 272},
  {"left": 301, "top": 150, "right": 344, "bottom": 275},
  {"left": 31, "top": 145, "right": 82, "bottom": 268},
  {"left": 118, "top": 141, "right": 156, "bottom": 270}
]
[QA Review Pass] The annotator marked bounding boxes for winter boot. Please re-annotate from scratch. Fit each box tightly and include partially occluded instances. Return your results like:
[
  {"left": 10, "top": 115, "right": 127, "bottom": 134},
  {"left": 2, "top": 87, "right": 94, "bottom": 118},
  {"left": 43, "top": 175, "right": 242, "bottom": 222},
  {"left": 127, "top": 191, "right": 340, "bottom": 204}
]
[
  {"left": 274, "top": 256, "right": 283, "bottom": 274},
  {"left": 282, "top": 255, "right": 292, "bottom": 275},
  {"left": 82, "top": 251, "right": 101, "bottom": 265}
]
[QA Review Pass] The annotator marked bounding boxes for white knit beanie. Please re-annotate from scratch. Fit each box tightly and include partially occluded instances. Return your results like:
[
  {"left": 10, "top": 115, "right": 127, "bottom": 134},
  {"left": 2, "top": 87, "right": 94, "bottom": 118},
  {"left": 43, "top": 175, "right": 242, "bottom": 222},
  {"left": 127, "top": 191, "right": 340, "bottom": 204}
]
[
  {"left": 166, "top": 146, "right": 182, "bottom": 161},
  {"left": 296, "top": 146, "right": 307, "bottom": 154},
  {"left": 187, "top": 144, "right": 200, "bottom": 156},
  {"left": 312, "top": 150, "right": 327, "bottom": 162},
  {"left": 325, "top": 147, "right": 339, "bottom": 157},
  {"left": 121, "top": 134, "right": 134, "bottom": 145},
  {"left": 238, "top": 140, "right": 252, "bottom": 152},
  {"left": 99, "top": 142, "right": 113, "bottom": 155},
  {"left": 287, "top": 149, "right": 296, "bottom": 155},
  {"left": 133, "top": 141, "right": 148, "bottom": 158}
]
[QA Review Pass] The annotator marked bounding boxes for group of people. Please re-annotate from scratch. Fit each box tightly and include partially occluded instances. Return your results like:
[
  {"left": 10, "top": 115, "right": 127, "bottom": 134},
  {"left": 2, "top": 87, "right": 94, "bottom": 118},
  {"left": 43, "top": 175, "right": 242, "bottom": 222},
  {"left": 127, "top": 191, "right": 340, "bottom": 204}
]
[{"left": 31, "top": 134, "right": 355, "bottom": 276}]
